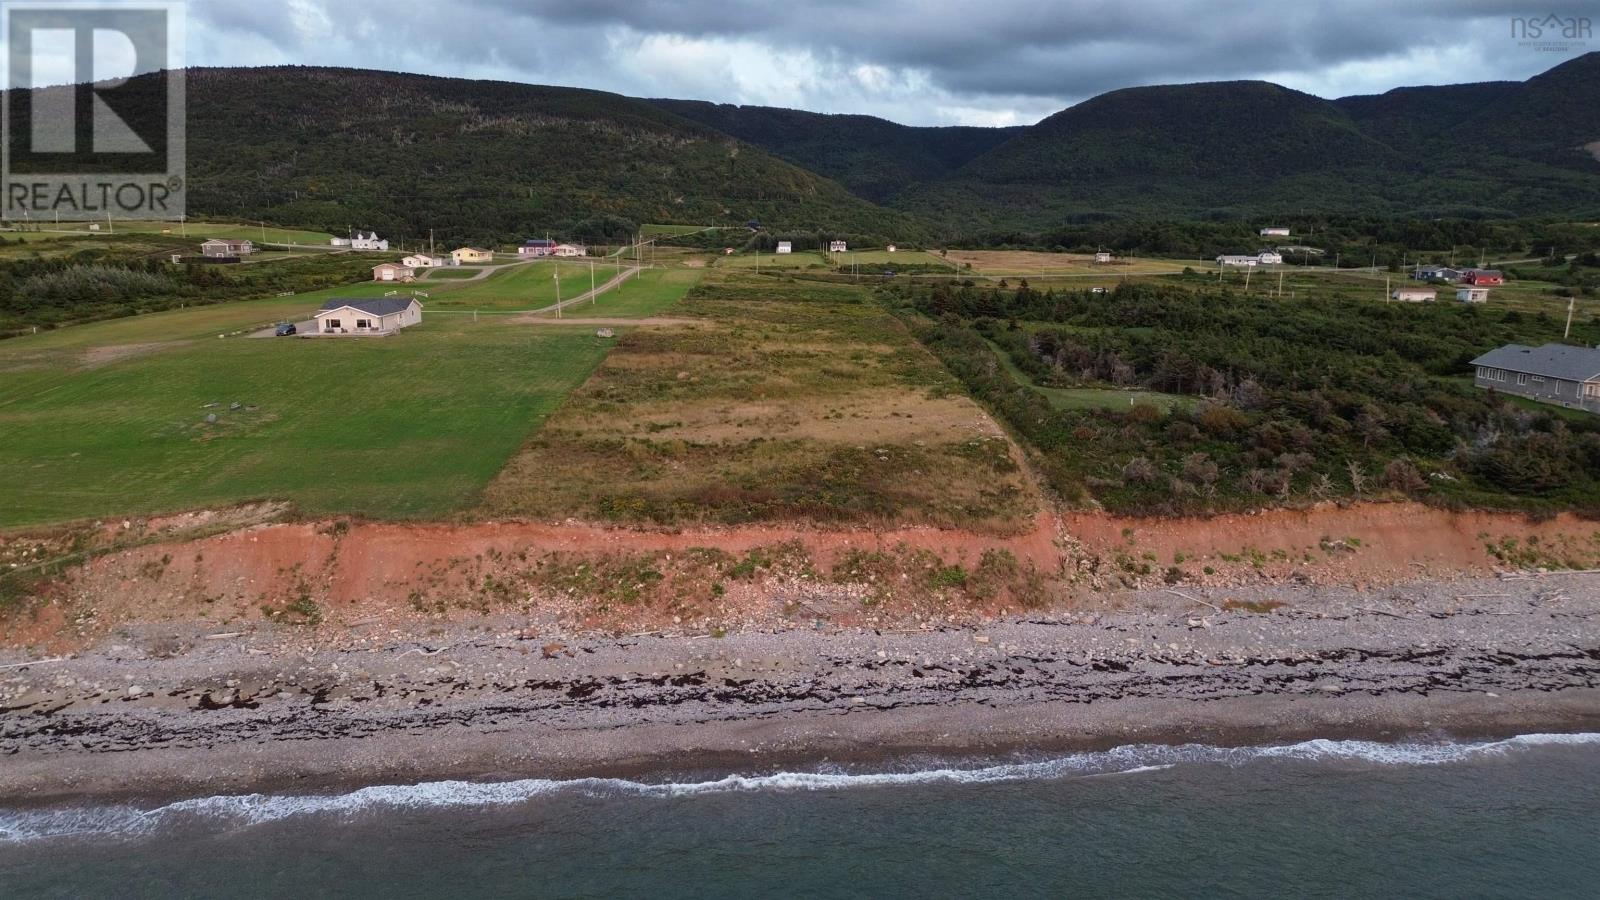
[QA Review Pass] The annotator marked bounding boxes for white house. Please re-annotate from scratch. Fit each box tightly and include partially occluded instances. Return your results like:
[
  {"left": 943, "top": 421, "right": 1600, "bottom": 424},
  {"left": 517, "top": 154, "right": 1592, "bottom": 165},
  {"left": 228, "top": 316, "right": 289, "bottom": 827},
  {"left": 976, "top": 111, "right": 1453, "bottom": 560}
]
[
  {"left": 775, "top": 241, "right": 792, "bottom": 254},
  {"left": 200, "top": 238, "right": 252, "bottom": 257},
  {"left": 886, "top": 244, "right": 897, "bottom": 253},
  {"left": 401, "top": 254, "right": 444, "bottom": 268},
  {"left": 828, "top": 240, "right": 847, "bottom": 253},
  {"left": 1458, "top": 286, "right": 1490, "bottom": 304},
  {"left": 1216, "top": 254, "right": 1259, "bottom": 268},
  {"left": 1256, "top": 250, "right": 1284, "bottom": 265},
  {"left": 315, "top": 297, "right": 422, "bottom": 335},
  {"left": 1094, "top": 251, "right": 1113, "bottom": 264},
  {"left": 372, "top": 263, "right": 415, "bottom": 282},
  {"left": 329, "top": 237, "right": 351, "bottom": 247},
  {"left": 1391, "top": 287, "right": 1436, "bottom": 303},
  {"left": 351, "top": 231, "right": 389, "bottom": 251},
  {"left": 1260, "top": 227, "right": 1291, "bottom": 237},
  {"left": 553, "top": 243, "right": 586, "bottom": 258}
]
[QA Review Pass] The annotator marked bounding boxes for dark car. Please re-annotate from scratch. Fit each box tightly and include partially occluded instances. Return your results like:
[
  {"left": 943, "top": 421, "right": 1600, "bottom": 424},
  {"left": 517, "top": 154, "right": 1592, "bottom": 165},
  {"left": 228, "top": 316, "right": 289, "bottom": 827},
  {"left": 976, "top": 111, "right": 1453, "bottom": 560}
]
[{"left": 274, "top": 322, "right": 297, "bottom": 336}]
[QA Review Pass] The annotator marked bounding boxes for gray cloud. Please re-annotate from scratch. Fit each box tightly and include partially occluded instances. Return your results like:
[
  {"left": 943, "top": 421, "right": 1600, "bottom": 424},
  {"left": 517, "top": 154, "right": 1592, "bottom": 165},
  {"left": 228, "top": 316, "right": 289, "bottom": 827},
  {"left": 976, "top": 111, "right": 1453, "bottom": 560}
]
[{"left": 186, "top": 0, "right": 1595, "bottom": 124}]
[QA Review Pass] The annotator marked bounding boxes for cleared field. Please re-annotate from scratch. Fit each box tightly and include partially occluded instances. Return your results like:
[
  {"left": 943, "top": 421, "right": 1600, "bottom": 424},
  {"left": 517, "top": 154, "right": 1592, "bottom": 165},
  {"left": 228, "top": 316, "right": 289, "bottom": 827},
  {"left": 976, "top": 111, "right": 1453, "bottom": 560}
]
[
  {"left": 944, "top": 249, "right": 1207, "bottom": 276},
  {"left": 427, "top": 260, "right": 622, "bottom": 310},
  {"left": 715, "top": 251, "right": 830, "bottom": 270},
  {"left": 0, "top": 312, "right": 611, "bottom": 527},
  {"left": 641, "top": 224, "right": 716, "bottom": 237},
  {"left": 482, "top": 270, "right": 1041, "bottom": 531},
  {"left": 19, "top": 220, "right": 336, "bottom": 245},
  {"left": 522, "top": 267, "right": 703, "bottom": 318}
]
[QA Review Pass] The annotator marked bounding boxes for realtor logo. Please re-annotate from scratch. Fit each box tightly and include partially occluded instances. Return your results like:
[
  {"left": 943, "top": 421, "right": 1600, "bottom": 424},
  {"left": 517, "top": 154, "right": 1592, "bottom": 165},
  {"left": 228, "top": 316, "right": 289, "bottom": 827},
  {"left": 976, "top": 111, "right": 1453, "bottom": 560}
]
[{"left": 1, "top": 0, "right": 185, "bottom": 221}]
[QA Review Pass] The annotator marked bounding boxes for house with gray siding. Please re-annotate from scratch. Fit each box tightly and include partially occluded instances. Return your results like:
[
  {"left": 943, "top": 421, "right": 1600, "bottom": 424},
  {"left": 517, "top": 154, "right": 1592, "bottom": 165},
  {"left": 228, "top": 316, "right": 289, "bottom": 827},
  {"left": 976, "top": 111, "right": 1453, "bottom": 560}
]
[{"left": 1470, "top": 343, "right": 1600, "bottom": 414}]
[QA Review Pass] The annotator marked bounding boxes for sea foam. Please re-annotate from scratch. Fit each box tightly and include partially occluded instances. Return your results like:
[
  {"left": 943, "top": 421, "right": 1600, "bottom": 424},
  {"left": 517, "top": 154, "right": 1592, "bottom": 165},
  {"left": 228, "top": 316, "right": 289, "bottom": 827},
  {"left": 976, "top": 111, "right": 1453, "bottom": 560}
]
[{"left": 4, "top": 732, "right": 1597, "bottom": 845}]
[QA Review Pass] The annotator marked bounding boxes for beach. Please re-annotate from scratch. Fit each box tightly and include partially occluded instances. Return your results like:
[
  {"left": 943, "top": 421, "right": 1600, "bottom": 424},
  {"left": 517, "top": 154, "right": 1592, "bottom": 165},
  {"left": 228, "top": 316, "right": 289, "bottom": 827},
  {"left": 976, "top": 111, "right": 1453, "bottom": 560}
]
[{"left": 4, "top": 572, "right": 1598, "bottom": 806}]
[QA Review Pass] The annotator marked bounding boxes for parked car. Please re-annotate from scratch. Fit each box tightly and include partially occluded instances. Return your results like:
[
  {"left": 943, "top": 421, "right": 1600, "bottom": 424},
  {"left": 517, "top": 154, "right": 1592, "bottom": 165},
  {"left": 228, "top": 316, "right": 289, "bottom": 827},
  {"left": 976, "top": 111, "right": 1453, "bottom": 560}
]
[{"left": 274, "top": 322, "right": 297, "bottom": 336}]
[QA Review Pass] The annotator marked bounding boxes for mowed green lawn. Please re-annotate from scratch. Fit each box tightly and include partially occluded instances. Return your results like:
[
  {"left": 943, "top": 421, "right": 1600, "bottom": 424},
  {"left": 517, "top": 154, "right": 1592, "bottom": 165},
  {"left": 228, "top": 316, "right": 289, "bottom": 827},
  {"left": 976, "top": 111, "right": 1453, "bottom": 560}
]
[
  {"left": 426, "top": 260, "right": 613, "bottom": 310},
  {"left": 716, "top": 251, "right": 829, "bottom": 269},
  {"left": 520, "top": 267, "right": 703, "bottom": 318},
  {"left": 0, "top": 312, "right": 611, "bottom": 526}
]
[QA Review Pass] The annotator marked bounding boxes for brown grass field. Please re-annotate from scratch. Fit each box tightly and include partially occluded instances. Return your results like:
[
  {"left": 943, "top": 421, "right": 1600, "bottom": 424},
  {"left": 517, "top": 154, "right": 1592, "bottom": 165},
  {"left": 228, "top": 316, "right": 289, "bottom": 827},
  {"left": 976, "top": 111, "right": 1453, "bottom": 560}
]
[{"left": 481, "top": 270, "right": 1042, "bottom": 532}]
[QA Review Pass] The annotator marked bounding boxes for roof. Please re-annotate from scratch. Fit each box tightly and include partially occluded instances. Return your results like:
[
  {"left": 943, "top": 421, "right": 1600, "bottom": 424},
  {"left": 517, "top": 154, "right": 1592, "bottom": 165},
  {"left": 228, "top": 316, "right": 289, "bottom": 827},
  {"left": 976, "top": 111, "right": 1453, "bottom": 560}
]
[
  {"left": 1466, "top": 268, "right": 1503, "bottom": 276},
  {"left": 372, "top": 262, "right": 412, "bottom": 270},
  {"left": 523, "top": 239, "right": 556, "bottom": 246},
  {"left": 1471, "top": 343, "right": 1600, "bottom": 382},
  {"left": 456, "top": 246, "right": 490, "bottom": 254},
  {"left": 317, "top": 297, "right": 419, "bottom": 317}
]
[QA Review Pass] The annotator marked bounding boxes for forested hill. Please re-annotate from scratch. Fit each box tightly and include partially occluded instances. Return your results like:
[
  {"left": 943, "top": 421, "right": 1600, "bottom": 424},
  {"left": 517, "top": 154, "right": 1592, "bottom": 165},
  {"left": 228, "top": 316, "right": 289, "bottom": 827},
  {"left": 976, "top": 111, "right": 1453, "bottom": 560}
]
[
  {"left": 33, "top": 55, "right": 1600, "bottom": 239},
  {"left": 894, "top": 53, "right": 1600, "bottom": 227},
  {"left": 179, "top": 67, "right": 923, "bottom": 244},
  {"left": 648, "top": 99, "right": 1019, "bottom": 203}
]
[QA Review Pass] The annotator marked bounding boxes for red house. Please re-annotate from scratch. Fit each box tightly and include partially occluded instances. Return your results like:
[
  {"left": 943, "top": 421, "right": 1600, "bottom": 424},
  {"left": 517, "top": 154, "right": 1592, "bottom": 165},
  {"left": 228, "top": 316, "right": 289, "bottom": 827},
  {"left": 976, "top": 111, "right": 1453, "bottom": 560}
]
[{"left": 1462, "top": 269, "right": 1504, "bottom": 286}]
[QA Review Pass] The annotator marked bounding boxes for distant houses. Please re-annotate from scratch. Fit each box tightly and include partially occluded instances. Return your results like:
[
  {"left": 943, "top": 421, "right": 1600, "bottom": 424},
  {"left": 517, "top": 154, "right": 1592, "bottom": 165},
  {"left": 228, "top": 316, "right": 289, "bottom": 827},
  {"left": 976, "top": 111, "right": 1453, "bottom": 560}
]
[
  {"left": 452, "top": 247, "right": 494, "bottom": 264},
  {"left": 1391, "top": 287, "right": 1436, "bottom": 303},
  {"left": 401, "top": 254, "right": 446, "bottom": 268},
  {"left": 1412, "top": 265, "right": 1462, "bottom": 282},
  {"left": 775, "top": 241, "right": 793, "bottom": 254},
  {"left": 315, "top": 297, "right": 422, "bottom": 336},
  {"left": 1094, "top": 251, "right": 1113, "bottom": 264},
  {"left": 829, "top": 240, "right": 847, "bottom": 253},
  {"left": 886, "top": 244, "right": 897, "bottom": 253},
  {"left": 1259, "top": 227, "right": 1291, "bottom": 237},
  {"left": 1471, "top": 343, "right": 1600, "bottom": 414},
  {"left": 200, "top": 238, "right": 252, "bottom": 257},
  {"left": 518, "top": 239, "right": 556, "bottom": 258},
  {"left": 1457, "top": 286, "right": 1491, "bottom": 303},
  {"left": 1256, "top": 250, "right": 1283, "bottom": 265},
  {"left": 553, "top": 243, "right": 586, "bottom": 258},
  {"left": 350, "top": 231, "right": 389, "bottom": 251},
  {"left": 372, "top": 263, "right": 415, "bottom": 282}
]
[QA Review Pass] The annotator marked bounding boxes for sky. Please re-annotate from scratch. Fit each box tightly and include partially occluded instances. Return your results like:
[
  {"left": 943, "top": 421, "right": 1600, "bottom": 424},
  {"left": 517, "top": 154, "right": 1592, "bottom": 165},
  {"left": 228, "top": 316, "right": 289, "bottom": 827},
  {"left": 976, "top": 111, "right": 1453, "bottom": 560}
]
[{"left": 183, "top": 0, "right": 1597, "bottom": 126}]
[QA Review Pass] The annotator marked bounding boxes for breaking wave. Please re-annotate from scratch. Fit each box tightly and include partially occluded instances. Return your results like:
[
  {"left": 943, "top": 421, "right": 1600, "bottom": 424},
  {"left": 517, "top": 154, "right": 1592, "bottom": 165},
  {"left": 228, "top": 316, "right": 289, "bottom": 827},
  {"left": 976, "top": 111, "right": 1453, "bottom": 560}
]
[{"left": 4, "top": 733, "right": 1597, "bottom": 845}]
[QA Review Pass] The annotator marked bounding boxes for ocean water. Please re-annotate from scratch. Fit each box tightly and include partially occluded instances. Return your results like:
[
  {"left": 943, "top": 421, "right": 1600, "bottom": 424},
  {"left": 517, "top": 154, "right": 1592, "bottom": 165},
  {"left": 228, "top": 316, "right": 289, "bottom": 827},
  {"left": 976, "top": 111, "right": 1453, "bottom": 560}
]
[{"left": 3, "top": 734, "right": 1599, "bottom": 899}]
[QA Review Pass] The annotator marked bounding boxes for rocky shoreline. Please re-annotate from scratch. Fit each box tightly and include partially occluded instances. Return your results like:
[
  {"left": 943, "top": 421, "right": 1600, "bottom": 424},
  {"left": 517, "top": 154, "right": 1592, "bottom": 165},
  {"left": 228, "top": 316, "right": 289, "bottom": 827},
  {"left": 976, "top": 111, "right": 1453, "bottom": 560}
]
[{"left": 3, "top": 574, "right": 1599, "bottom": 807}]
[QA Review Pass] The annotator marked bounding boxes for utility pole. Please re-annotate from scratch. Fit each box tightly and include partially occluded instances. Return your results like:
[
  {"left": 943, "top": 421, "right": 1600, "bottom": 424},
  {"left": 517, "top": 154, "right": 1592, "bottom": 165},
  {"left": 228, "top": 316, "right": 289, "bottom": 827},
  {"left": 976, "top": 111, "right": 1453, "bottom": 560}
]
[
  {"left": 1243, "top": 264, "right": 1252, "bottom": 293},
  {"left": 554, "top": 268, "right": 561, "bottom": 319},
  {"left": 590, "top": 259, "right": 596, "bottom": 306},
  {"left": 1565, "top": 295, "right": 1577, "bottom": 340},
  {"left": 1277, "top": 266, "right": 1284, "bottom": 297}
]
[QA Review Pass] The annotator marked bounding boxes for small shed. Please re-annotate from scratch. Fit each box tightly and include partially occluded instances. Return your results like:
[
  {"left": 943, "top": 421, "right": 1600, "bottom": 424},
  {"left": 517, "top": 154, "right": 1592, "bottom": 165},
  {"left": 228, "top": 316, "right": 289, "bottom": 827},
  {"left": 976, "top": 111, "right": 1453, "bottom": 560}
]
[
  {"left": 1458, "top": 286, "right": 1490, "bottom": 304},
  {"left": 775, "top": 241, "right": 792, "bottom": 254},
  {"left": 372, "top": 263, "right": 415, "bottom": 282},
  {"left": 1391, "top": 287, "right": 1436, "bottom": 303}
]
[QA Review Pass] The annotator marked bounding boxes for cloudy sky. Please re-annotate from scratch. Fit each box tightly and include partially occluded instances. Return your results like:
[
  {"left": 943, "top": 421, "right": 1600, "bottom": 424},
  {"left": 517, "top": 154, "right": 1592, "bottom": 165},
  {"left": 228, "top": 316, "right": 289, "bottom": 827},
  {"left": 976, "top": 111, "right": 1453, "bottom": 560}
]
[{"left": 187, "top": 0, "right": 1596, "bottom": 126}]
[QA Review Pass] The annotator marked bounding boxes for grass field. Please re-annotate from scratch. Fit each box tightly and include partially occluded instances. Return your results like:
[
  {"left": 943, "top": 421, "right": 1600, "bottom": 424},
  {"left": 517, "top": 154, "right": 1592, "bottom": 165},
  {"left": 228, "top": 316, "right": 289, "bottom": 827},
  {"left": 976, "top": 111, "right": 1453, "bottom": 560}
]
[
  {"left": 715, "top": 251, "right": 830, "bottom": 270},
  {"left": 0, "top": 312, "right": 611, "bottom": 527},
  {"left": 521, "top": 267, "right": 702, "bottom": 318},
  {"left": 641, "top": 224, "right": 717, "bottom": 238},
  {"left": 943, "top": 249, "right": 1207, "bottom": 276},
  {"left": 425, "top": 260, "right": 624, "bottom": 310},
  {"left": 423, "top": 268, "right": 480, "bottom": 280},
  {"left": 13, "top": 220, "right": 336, "bottom": 245},
  {"left": 482, "top": 270, "right": 1040, "bottom": 531}
]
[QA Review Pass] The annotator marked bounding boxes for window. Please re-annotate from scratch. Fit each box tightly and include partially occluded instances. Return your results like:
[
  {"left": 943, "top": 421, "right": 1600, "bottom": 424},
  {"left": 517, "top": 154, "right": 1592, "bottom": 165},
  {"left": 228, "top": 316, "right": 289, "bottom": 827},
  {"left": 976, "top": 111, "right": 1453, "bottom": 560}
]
[
  {"left": 357, "top": 319, "right": 370, "bottom": 329},
  {"left": 1531, "top": 375, "right": 1545, "bottom": 384},
  {"left": 1586, "top": 383, "right": 1600, "bottom": 400},
  {"left": 326, "top": 319, "right": 341, "bottom": 329},
  {"left": 1516, "top": 373, "right": 1529, "bottom": 386}
]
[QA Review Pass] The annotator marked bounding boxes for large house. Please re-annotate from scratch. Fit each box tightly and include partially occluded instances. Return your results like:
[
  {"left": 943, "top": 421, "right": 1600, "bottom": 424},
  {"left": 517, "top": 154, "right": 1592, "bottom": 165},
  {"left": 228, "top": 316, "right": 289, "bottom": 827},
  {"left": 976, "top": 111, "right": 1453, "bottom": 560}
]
[
  {"left": 315, "top": 297, "right": 422, "bottom": 335},
  {"left": 1458, "top": 286, "right": 1491, "bottom": 303},
  {"left": 401, "top": 254, "right": 445, "bottom": 268},
  {"left": 350, "top": 231, "right": 389, "bottom": 251},
  {"left": 1462, "top": 268, "right": 1505, "bottom": 286},
  {"left": 452, "top": 247, "right": 494, "bottom": 264},
  {"left": 1412, "top": 265, "right": 1462, "bottom": 282},
  {"left": 553, "top": 243, "right": 586, "bottom": 258},
  {"left": 372, "top": 263, "right": 415, "bottom": 282},
  {"left": 1391, "top": 287, "right": 1436, "bottom": 303},
  {"left": 1471, "top": 343, "right": 1600, "bottom": 414},
  {"left": 200, "top": 238, "right": 252, "bottom": 257},
  {"left": 518, "top": 239, "right": 556, "bottom": 258},
  {"left": 1216, "top": 254, "right": 1259, "bottom": 268}
]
